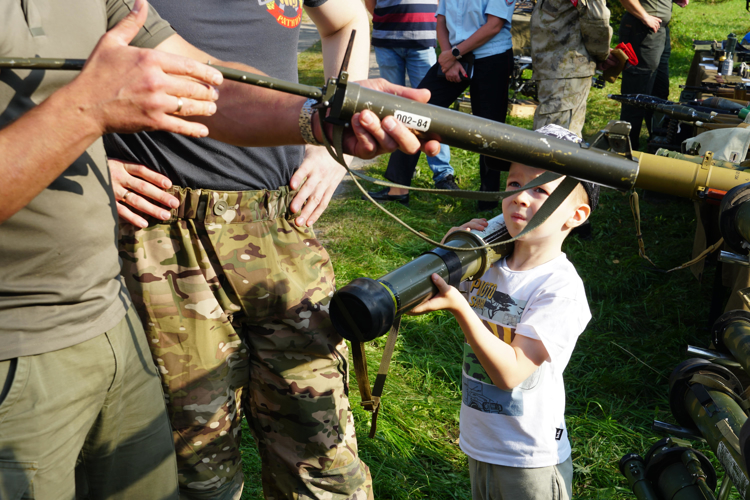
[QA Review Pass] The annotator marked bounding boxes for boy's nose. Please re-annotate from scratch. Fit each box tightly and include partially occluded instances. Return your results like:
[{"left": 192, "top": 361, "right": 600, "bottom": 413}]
[{"left": 514, "top": 191, "right": 530, "bottom": 206}]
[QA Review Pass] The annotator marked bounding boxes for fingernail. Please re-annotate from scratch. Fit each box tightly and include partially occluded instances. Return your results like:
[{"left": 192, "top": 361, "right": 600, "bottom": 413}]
[
  {"left": 360, "top": 111, "right": 373, "bottom": 125},
  {"left": 169, "top": 199, "right": 179, "bottom": 209},
  {"left": 212, "top": 87, "right": 220, "bottom": 100},
  {"left": 161, "top": 180, "right": 172, "bottom": 189},
  {"left": 131, "top": 0, "right": 143, "bottom": 14},
  {"left": 383, "top": 116, "right": 396, "bottom": 132},
  {"left": 160, "top": 210, "right": 170, "bottom": 220},
  {"left": 208, "top": 103, "right": 217, "bottom": 115},
  {"left": 138, "top": 218, "right": 148, "bottom": 228},
  {"left": 213, "top": 73, "right": 223, "bottom": 86},
  {"left": 297, "top": 217, "right": 305, "bottom": 226}
]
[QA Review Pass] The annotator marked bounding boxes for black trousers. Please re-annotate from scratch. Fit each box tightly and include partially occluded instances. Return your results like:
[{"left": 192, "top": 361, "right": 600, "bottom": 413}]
[
  {"left": 384, "top": 49, "right": 514, "bottom": 195},
  {"left": 619, "top": 12, "right": 671, "bottom": 147}
]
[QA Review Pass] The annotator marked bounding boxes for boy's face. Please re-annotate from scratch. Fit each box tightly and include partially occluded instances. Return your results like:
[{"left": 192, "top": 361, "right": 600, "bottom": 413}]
[{"left": 501, "top": 162, "right": 587, "bottom": 242}]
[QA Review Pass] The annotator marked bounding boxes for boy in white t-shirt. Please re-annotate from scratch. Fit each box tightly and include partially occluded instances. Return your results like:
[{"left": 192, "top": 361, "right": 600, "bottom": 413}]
[{"left": 410, "top": 125, "right": 596, "bottom": 500}]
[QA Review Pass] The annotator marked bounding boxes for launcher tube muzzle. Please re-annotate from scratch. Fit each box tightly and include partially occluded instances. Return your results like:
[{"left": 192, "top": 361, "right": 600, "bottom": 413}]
[
  {"left": 330, "top": 214, "right": 512, "bottom": 342},
  {"left": 620, "top": 455, "right": 660, "bottom": 500}
]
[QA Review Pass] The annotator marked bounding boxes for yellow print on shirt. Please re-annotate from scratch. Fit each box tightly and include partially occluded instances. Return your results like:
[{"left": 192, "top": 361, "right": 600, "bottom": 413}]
[{"left": 467, "top": 279, "right": 498, "bottom": 309}]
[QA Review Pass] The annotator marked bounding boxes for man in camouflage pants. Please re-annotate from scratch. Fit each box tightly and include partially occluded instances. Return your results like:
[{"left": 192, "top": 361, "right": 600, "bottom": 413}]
[
  {"left": 105, "top": 0, "right": 380, "bottom": 498},
  {"left": 118, "top": 188, "right": 365, "bottom": 499},
  {"left": 530, "top": 0, "right": 612, "bottom": 137}
]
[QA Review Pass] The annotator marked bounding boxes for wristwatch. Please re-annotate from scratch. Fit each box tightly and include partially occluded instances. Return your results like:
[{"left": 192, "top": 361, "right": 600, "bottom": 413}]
[{"left": 451, "top": 45, "right": 462, "bottom": 60}]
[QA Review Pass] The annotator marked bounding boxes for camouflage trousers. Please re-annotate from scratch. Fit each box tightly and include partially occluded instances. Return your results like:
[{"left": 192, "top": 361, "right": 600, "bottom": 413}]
[
  {"left": 118, "top": 186, "right": 372, "bottom": 500},
  {"left": 533, "top": 77, "right": 591, "bottom": 137}
]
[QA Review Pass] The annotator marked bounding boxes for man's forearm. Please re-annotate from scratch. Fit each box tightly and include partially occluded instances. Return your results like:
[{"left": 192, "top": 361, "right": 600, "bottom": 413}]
[
  {"left": 436, "top": 15, "right": 452, "bottom": 53},
  {"left": 0, "top": 82, "right": 103, "bottom": 223},
  {"left": 455, "top": 15, "right": 504, "bottom": 55},
  {"left": 155, "top": 34, "right": 307, "bottom": 147},
  {"left": 619, "top": 0, "right": 650, "bottom": 21}
]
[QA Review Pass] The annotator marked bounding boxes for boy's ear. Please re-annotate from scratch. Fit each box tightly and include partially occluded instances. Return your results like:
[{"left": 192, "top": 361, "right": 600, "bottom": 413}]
[{"left": 565, "top": 202, "right": 591, "bottom": 229}]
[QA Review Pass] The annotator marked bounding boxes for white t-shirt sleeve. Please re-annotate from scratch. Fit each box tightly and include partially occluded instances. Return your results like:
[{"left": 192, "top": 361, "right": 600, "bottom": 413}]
[{"left": 514, "top": 289, "right": 592, "bottom": 367}]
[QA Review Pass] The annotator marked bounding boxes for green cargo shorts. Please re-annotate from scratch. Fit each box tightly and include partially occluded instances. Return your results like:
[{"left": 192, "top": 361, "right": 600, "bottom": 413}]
[
  {"left": 0, "top": 305, "right": 178, "bottom": 500},
  {"left": 118, "top": 186, "right": 372, "bottom": 500},
  {"left": 468, "top": 455, "right": 573, "bottom": 500}
]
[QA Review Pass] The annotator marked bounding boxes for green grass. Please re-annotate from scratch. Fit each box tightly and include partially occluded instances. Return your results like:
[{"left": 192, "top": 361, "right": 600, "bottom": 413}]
[{"left": 240, "top": 2, "right": 750, "bottom": 498}]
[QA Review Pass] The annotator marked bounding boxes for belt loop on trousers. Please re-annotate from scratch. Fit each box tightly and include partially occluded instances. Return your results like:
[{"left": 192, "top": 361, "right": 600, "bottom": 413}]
[{"left": 196, "top": 194, "right": 208, "bottom": 222}]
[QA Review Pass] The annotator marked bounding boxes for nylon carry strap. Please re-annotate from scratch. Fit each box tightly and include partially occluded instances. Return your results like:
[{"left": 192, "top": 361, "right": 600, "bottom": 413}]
[{"left": 629, "top": 191, "right": 724, "bottom": 272}]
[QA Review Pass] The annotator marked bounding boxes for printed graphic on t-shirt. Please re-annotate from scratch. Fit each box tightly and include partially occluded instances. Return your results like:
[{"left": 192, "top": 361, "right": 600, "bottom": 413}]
[
  {"left": 462, "top": 374, "right": 524, "bottom": 416},
  {"left": 462, "top": 277, "right": 531, "bottom": 416},
  {"left": 466, "top": 278, "right": 527, "bottom": 327},
  {"left": 258, "top": 0, "right": 302, "bottom": 28}
]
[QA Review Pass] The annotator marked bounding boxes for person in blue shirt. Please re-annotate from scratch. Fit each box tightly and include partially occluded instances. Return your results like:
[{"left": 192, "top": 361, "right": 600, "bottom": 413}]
[{"left": 367, "top": 0, "right": 516, "bottom": 210}]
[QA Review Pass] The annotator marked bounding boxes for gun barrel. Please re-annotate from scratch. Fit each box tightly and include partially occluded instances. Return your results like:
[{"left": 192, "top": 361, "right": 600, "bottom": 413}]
[{"left": 0, "top": 58, "right": 324, "bottom": 100}]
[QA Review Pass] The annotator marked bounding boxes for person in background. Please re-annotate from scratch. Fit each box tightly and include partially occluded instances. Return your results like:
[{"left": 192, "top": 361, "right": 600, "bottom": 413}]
[
  {"left": 366, "top": 0, "right": 516, "bottom": 210},
  {"left": 365, "top": 0, "right": 459, "bottom": 200},
  {"left": 618, "top": 0, "right": 689, "bottom": 148},
  {"left": 530, "top": 0, "right": 612, "bottom": 137}
]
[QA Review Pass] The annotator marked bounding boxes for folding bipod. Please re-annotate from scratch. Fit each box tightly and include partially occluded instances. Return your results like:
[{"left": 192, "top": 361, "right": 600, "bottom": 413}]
[
  {"left": 620, "top": 437, "right": 717, "bottom": 500},
  {"left": 669, "top": 359, "right": 750, "bottom": 498}
]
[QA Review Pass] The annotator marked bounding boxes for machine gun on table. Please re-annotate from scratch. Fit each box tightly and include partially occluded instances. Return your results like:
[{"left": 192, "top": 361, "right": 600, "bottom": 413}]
[{"left": 609, "top": 94, "right": 748, "bottom": 152}]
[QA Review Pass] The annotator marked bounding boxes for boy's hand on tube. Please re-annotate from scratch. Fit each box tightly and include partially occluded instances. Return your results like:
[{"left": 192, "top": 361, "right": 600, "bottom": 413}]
[
  {"left": 441, "top": 218, "right": 488, "bottom": 243},
  {"left": 408, "top": 273, "right": 464, "bottom": 315}
]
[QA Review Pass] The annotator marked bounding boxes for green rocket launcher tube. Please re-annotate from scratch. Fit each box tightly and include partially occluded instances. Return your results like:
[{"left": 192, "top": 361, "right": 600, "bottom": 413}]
[
  {"left": 619, "top": 454, "right": 660, "bottom": 500},
  {"left": 327, "top": 82, "right": 750, "bottom": 199},
  {"left": 712, "top": 311, "right": 750, "bottom": 377},
  {"left": 334, "top": 83, "right": 638, "bottom": 191},
  {"left": 669, "top": 359, "right": 750, "bottom": 499},
  {"left": 620, "top": 438, "right": 718, "bottom": 500},
  {"left": 330, "top": 214, "right": 512, "bottom": 342}
]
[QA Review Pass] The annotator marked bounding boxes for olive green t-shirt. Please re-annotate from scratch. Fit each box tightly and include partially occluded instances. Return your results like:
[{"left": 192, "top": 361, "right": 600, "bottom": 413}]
[
  {"left": 0, "top": 0, "right": 175, "bottom": 360},
  {"left": 640, "top": 0, "right": 672, "bottom": 24}
]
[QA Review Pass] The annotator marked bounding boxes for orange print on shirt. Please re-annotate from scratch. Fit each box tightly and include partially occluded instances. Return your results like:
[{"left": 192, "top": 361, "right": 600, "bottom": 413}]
[{"left": 261, "top": 0, "right": 303, "bottom": 28}]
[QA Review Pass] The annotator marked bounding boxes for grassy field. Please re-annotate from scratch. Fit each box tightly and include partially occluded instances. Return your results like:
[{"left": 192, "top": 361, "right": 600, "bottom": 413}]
[{"left": 241, "top": 1, "right": 750, "bottom": 498}]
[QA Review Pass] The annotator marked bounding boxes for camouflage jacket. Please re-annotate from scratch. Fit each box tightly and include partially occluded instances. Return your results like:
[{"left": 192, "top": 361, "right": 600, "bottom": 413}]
[{"left": 530, "top": 0, "right": 612, "bottom": 80}]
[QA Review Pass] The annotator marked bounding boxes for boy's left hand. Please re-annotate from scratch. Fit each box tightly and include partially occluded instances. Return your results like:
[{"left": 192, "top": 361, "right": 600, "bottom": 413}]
[{"left": 408, "top": 273, "right": 464, "bottom": 315}]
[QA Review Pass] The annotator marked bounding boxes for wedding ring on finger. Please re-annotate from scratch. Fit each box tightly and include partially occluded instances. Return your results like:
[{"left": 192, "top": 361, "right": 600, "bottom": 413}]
[
  {"left": 175, "top": 97, "right": 184, "bottom": 114},
  {"left": 122, "top": 191, "right": 132, "bottom": 203}
]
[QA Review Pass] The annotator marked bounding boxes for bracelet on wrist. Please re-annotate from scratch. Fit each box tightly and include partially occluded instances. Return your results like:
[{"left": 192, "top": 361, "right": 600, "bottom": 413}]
[{"left": 299, "top": 98, "right": 324, "bottom": 147}]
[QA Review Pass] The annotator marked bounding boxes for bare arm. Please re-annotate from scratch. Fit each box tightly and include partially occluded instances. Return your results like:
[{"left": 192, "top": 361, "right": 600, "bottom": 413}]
[
  {"left": 364, "top": 0, "right": 376, "bottom": 16},
  {"left": 307, "top": 0, "right": 370, "bottom": 82},
  {"left": 154, "top": 34, "right": 435, "bottom": 157},
  {"left": 0, "top": 0, "right": 220, "bottom": 224},
  {"left": 410, "top": 274, "right": 548, "bottom": 390},
  {"left": 287, "top": 0, "right": 371, "bottom": 227},
  {"left": 619, "top": 0, "right": 661, "bottom": 32},
  {"left": 436, "top": 14, "right": 462, "bottom": 81},
  {"left": 437, "top": 14, "right": 505, "bottom": 73}
]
